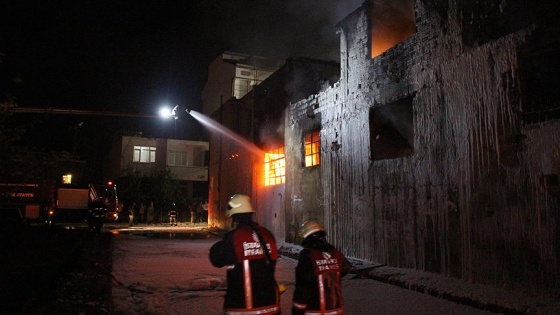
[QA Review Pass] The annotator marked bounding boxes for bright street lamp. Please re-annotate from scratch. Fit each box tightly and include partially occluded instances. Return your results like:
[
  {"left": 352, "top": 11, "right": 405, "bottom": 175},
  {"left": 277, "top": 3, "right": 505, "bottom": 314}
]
[
  {"left": 159, "top": 105, "right": 178, "bottom": 120},
  {"left": 159, "top": 105, "right": 179, "bottom": 138}
]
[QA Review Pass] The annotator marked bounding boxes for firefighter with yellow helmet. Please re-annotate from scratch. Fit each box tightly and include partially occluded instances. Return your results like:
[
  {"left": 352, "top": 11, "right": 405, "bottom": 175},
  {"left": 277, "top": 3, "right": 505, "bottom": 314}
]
[
  {"left": 292, "top": 220, "right": 351, "bottom": 315},
  {"left": 209, "top": 194, "right": 281, "bottom": 315}
]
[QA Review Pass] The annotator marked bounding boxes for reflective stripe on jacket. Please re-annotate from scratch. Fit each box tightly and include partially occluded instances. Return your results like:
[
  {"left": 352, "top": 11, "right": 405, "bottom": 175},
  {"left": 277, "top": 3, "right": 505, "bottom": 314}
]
[
  {"left": 210, "top": 222, "right": 280, "bottom": 314},
  {"left": 292, "top": 243, "right": 350, "bottom": 315}
]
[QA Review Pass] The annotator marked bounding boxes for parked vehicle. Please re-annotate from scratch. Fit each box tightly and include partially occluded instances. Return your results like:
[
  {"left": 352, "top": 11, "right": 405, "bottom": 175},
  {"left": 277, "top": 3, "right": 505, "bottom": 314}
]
[
  {"left": 0, "top": 180, "right": 56, "bottom": 225},
  {"left": 0, "top": 180, "right": 118, "bottom": 229},
  {"left": 58, "top": 182, "right": 119, "bottom": 230}
]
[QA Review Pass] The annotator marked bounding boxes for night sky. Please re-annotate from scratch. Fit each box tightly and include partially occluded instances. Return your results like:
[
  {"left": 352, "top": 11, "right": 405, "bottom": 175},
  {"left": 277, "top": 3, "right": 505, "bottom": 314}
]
[
  {"left": 0, "top": 1, "right": 362, "bottom": 171},
  {"left": 1, "top": 1, "right": 362, "bottom": 113}
]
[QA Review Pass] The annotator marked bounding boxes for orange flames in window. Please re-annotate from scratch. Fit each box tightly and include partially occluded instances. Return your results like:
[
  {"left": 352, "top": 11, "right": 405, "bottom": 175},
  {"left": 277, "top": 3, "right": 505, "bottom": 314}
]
[{"left": 264, "top": 147, "right": 285, "bottom": 186}]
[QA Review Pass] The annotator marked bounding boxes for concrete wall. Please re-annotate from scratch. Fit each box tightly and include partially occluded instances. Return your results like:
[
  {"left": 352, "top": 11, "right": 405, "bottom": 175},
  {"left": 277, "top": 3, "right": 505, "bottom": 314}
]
[
  {"left": 285, "top": 0, "right": 560, "bottom": 296},
  {"left": 207, "top": 58, "right": 342, "bottom": 232}
]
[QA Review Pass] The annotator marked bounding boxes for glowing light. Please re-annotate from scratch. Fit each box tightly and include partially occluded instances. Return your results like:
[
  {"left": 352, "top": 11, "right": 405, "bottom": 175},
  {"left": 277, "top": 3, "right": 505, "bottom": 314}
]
[
  {"left": 159, "top": 105, "right": 178, "bottom": 119},
  {"left": 304, "top": 130, "right": 320, "bottom": 167},
  {"left": 264, "top": 147, "right": 285, "bottom": 186},
  {"left": 62, "top": 174, "right": 72, "bottom": 184},
  {"left": 370, "top": 0, "right": 416, "bottom": 58}
]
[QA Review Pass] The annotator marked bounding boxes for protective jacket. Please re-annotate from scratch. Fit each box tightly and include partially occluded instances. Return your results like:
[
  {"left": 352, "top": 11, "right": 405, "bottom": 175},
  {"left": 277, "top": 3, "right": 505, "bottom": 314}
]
[
  {"left": 209, "top": 221, "right": 280, "bottom": 315},
  {"left": 292, "top": 240, "right": 351, "bottom": 315}
]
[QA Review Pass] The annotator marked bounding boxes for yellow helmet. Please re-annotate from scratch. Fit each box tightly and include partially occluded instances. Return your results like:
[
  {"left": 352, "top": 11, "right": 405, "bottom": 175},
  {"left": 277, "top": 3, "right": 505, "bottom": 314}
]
[
  {"left": 298, "top": 220, "right": 325, "bottom": 239},
  {"left": 226, "top": 194, "right": 254, "bottom": 218}
]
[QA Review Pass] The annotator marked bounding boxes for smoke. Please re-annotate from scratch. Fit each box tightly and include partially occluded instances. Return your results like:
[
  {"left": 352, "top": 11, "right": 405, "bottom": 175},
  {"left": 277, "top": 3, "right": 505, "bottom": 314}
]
[
  {"left": 207, "top": 0, "right": 363, "bottom": 62},
  {"left": 258, "top": 109, "right": 286, "bottom": 149}
]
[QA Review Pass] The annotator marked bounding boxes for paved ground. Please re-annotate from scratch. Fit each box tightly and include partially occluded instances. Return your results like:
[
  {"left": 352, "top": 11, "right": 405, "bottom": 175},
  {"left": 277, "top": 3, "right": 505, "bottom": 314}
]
[
  {"left": 2, "top": 223, "right": 113, "bottom": 314},
  {"left": 5, "top": 222, "right": 559, "bottom": 314},
  {"left": 110, "top": 229, "right": 497, "bottom": 315},
  {"left": 113, "top": 223, "right": 560, "bottom": 315}
]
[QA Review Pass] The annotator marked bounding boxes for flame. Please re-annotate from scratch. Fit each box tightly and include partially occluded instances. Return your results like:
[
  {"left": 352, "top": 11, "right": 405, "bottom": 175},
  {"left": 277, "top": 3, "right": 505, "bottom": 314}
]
[{"left": 264, "top": 147, "right": 285, "bottom": 186}]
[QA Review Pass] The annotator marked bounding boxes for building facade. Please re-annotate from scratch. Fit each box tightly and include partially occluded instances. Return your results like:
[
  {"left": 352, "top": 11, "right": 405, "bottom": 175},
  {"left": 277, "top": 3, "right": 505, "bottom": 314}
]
[
  {"left": 209, "top": 0, "right": 560, "bottom": 298},
  {"left": 106, "top": 135, "right": 209, "bottom": 199},
  {"left": 285, "top": 0, "right": 560, "bottom": 297},
  {"left": 201, "top": 52, "right": 283, "bottom": 116},
  {"left": 207, "top": 57, "right": 340, "bottom": 239}
]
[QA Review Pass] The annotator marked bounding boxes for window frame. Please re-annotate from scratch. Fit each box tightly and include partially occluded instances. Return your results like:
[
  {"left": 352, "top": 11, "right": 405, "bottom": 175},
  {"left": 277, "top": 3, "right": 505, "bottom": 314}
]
[
  {"left": 168, "top": 151, "right": 188, "bottom": 167},
  {"left": 264, "top": 147, "right": 285, "bottom": 186},
  {"left": 133, "top": 146, "right": 156, "bottom": 163},
  {"left": 304, "top": 129, "right": 321, "bottom": 167}
]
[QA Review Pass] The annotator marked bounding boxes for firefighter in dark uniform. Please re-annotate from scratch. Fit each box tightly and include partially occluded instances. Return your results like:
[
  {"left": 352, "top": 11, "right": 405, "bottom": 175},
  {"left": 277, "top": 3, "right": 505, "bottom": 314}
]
[
  {"left": 209, "top": 194, "right": 281, "bottom": 315},
  {"left": 169, "top": 203, "right": 177, "bottom": 226},
  {"left": 292, "top": 220, "right": 351, "bottom": 315}
]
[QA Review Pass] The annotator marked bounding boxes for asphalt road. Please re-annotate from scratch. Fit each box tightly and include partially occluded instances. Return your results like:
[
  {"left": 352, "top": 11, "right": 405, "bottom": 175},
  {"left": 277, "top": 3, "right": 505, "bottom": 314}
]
[{"left": 109, "top": 225, "right": 498, "bottom": 315}]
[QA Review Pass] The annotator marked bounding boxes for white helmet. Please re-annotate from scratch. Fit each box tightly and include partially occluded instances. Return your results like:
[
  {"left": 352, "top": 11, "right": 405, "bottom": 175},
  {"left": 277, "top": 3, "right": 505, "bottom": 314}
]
[
  {"left": 299, "top": 220, "right": 325, "bottom": 239},
  {"left": 226, "top": 194, "right": 254, "bottom": 218}
]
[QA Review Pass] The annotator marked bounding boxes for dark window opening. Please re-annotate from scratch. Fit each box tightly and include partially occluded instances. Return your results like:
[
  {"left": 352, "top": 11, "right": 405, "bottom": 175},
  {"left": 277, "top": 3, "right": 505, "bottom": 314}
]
[
  {"left": 520, "top": 32, "right": 560, "bottom": 124},
  {"left": 369, "top": 96, "right": 414, "bottom": 160}
]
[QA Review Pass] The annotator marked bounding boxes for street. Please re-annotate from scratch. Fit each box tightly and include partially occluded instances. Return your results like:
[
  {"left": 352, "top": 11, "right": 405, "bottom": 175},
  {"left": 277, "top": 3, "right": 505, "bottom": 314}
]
[{"left": 110, "top": 226, "right": 498, "bottom": 315}]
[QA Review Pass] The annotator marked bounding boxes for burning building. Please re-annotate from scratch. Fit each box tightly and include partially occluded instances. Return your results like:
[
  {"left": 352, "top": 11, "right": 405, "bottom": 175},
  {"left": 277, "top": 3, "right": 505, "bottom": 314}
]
[
  {"left": 208, "top": 0, "right": 560, "bottom": 297},
  {"left": 206, "top": 57, "right": 340, "bottom": 237}
]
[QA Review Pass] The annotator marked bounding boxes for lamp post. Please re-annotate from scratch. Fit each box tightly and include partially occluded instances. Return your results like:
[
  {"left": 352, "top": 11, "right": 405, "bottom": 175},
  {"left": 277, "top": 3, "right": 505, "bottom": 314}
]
[
  {"left": 159, "top": 105, "right": 178, "bottom": 138},
  {"left": 72, "top": 121, "right": 84, "bottom": 159}
]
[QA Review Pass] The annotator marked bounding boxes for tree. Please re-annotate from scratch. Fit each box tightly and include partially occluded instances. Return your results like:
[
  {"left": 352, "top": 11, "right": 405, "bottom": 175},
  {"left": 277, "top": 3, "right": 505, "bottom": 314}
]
[
  {"left": 0, "top": 100, "right": 63, "bottom": 181},
  {"left": 117, "top": 168, "right": 186, "bottom": 222}
]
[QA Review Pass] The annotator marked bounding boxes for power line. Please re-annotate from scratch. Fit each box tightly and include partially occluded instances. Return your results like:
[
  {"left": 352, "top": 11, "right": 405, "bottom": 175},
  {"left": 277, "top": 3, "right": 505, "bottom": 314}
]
[{"left": 10, "top": 107, "right": 159, "bottom": 118}]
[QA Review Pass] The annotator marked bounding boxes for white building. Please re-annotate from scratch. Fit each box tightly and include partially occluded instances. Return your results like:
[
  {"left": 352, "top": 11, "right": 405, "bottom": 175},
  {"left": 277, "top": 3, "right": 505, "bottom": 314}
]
[
  {"left": 105, "top": 135, "right": 209, "bottom": 199},
  {"left": 202, "top": 51, "right": 283, "bottom": 116}
]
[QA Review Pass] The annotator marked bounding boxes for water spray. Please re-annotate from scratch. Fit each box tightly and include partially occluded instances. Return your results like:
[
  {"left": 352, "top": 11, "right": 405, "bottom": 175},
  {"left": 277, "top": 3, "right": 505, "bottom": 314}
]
[{"left": 185, "top": 109, "right": 263, "bottom": 156}]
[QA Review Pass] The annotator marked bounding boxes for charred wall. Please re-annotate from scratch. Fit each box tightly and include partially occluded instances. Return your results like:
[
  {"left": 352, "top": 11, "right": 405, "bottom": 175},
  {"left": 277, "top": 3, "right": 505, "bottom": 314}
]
[
  {"left": 285, "top": 0, "right": 560, "bottom": 296},
  {"left": 207, "top": 100, "right": 256, "bottom": 228},
  {"left": 208, "top": 58, "right": 341, "bottom": 235}
]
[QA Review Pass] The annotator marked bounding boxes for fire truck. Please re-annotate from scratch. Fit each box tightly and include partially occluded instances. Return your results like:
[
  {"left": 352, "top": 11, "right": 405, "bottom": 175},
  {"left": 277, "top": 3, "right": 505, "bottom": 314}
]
[
  {"left": 0, "top": 180, "right": 56, "bottom": 225},
  {"left": 0, "top": 180, "right": 118, "bottom": 229}
]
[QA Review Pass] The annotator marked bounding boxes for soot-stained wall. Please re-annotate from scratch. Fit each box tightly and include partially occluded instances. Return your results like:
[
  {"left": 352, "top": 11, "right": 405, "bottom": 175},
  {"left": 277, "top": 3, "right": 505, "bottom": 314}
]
[{"left": 285, "top": 0, "right": 560, "bottom": 295}]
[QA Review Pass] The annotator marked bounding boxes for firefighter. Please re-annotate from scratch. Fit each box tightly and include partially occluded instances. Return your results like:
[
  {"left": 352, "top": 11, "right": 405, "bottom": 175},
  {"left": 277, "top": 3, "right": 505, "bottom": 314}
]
[
  {"left": 292, "top": 220, "right": 351, "bottom": 315},
  {"left": 128, "top": 202, "right": 135, "bottom": 226},
  {"left": 169, "top": 203, "right": 177, "bottom": 226},
  {"left": 209, "top": 194, "right": 281, "bottom": 315}
]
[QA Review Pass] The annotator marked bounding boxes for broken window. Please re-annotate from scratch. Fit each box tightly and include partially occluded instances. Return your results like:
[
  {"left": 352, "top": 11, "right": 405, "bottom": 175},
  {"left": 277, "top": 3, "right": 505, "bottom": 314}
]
[
  {"left": 264, "top": 147, "right": 285, "bottom": 186},
  {"left": 370, "top": 0, "right": 416, "bottom": 58},
  {"left": 369, "top": 96, "right": 414, "bottom": 160},
  {"left": 304, "top": 130, "right": 321, "bottom": 167},
  {"left": 520, "top": 32, "right": 560, "bottom": 124}
]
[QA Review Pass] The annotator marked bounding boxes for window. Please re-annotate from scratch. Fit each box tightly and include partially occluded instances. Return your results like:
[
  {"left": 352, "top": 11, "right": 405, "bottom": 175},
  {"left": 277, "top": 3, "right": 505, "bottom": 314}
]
[
  {"left": 133, "top": 146, "right": 156, "bottom": 163},
  {"left": 62, "top": 174, "right": 72, "bottom": 184},
  {"left": 520, "top": 36, "right": 560, "bottom": 124},
  {"left": 369, "top": 95, "right": 414, "bottom": 160},
  {"left": 168, "top": 151, "right": 188, "bottom": 166},
  {"left": 265, "top": 147, "right": 285, "bottom": 186},
  {"left": 370, "top": 0, "right": 416, "bottom": 58},
  {"left": 304, "top": 130, "right": 320, "bottom": 167}
]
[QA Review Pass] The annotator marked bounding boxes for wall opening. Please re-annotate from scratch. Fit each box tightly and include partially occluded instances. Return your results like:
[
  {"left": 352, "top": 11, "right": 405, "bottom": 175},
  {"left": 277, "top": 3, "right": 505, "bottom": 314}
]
[
  {"left": 369, "top": 95, "right": 414, "bottom": 160},
  {"left": 520, "top": 30, "right": 560, "bottom": 124},
  {"left": 370, "top": 0, "right": 416, "bottom": 58},
  {"left": 264, "top": 147, "right": 285, "bottom": 186},
  {"left": 304, "top": 129, "right": 321, "bottom": 167}
]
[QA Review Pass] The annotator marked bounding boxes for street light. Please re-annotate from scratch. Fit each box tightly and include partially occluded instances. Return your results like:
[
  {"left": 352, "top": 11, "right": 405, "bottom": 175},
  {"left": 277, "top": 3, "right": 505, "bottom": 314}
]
[
  {"left": 159, "top": 105, "right": 178, "bottom": 119},
  {"left": 159, "top": 105, "right": 178, "bottom": 138}
]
